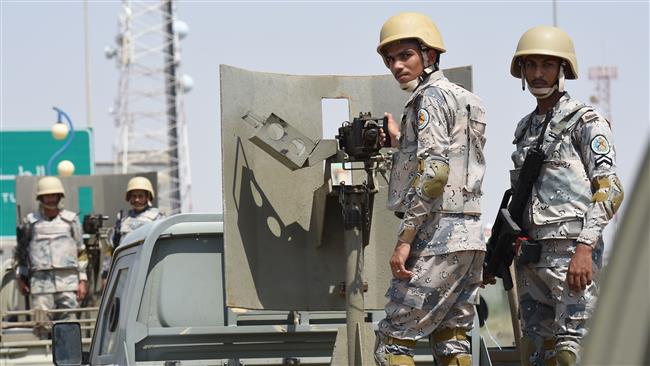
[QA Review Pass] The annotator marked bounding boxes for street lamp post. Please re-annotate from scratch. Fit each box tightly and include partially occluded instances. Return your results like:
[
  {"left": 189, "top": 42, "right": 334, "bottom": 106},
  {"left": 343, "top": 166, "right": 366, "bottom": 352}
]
[{"left": 47, "top": 107, "right": 76, "bottom": 176}]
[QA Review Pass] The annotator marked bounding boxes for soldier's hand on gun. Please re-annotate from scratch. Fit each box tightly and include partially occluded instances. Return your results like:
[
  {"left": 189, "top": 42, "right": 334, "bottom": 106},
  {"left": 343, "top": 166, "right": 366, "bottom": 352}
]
[
  {"left": 567, "top": 243, "right": 593, "bottom": 292},
  {"left": 384, "top": 112, "right": 400, "bottom": 148},
  {"left": 481, "top": 272, "right": 497, "bottom": 288},
  {"left": 16, "top": 276, "right": 30, "bottom": 295},
  {"left": 78, "top": 280, "right": 88, "bottom": 301},
  {"left": 390, "top": 241, "right": 414, "bottom": 280}
]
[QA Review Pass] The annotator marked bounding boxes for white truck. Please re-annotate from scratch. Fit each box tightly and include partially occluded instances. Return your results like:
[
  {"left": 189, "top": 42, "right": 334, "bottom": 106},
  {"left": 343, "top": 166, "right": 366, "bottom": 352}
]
[{"left": 50, "top": 213, "right": 351, "bottom": 366}]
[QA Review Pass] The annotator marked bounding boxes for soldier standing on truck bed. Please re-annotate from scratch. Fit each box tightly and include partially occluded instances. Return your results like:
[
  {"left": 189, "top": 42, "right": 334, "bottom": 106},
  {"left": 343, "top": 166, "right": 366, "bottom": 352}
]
[
  {"left": 373, "top": 12, "right": 488, "bottom": 366},
  {"left": 489, "top": 26, "right": 625, "bottom": 366},
  {"left": 101, "top": 176, "right": 164, "bottom": 282},
  {"left": 14, "top": 176, "right": 88, "bottom": 323}
]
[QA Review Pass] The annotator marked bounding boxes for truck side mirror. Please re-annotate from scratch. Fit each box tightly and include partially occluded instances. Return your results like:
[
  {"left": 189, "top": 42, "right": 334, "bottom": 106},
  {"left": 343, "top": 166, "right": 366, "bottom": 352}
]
[{"left": 52, "top": 322, "right": 83, "bottom": 366}]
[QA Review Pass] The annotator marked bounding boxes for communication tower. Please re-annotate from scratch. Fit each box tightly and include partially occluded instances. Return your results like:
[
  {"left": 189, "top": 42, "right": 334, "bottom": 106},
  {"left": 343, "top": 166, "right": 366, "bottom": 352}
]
[
  {"left": 589, "top": 66, "right": 617, "bottom": 121},
  {"left": 106, "top": 0, "right": 193, "bottom": 213}
]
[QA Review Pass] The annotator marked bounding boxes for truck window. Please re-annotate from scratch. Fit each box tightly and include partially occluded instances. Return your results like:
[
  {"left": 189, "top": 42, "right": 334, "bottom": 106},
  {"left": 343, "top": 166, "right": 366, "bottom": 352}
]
[
  {"left": 137, "top": 234, "right": 224, "bottom": 327},
  {"left": 99, "top": 267, "right": 129, "bottom": 355}
]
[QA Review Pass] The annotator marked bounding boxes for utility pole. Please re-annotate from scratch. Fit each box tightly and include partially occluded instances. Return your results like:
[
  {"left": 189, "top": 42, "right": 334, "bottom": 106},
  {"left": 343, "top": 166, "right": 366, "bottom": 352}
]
[{"left": 83, "top": 0, "right": 93, "bottom": 128}]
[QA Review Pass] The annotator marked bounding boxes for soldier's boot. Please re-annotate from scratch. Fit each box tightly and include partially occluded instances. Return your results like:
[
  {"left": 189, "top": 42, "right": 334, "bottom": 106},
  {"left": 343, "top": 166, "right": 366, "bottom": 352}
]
[
  {"left": 375, "top": 335, "right": 416, "bottom": 366},
  {"left": 437, "top": 354, "right": 471, "bottom": 366},
  {"left": 543, "top": 338, "right": 557, "bottom": 366},
  {"left": 432, "top": 328, "right": 471, "bottom": 366},
  {"left": 555, "top": 349, "right": 577, "bottom": 366},
  {"left": 386, "top": 354, "right": 415, "bottom": 366}
]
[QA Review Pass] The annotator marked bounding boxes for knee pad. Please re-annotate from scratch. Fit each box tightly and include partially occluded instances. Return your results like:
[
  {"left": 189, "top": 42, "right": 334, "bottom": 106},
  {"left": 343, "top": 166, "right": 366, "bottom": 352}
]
[{"left": 556, "top": 349, "right": 577, "bottom": 366}]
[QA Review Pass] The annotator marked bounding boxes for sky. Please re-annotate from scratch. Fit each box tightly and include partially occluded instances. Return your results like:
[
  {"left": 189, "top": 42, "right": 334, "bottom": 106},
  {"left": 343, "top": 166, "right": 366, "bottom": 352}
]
[{"left": 1, "top": 1, "right": 649, "bottom": 248}]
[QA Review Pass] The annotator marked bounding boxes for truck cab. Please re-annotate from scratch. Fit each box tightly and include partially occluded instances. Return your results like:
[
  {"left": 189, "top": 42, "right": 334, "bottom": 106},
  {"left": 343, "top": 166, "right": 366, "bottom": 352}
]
[{"left": 54, "top": 213, "right": 226, "bottom": 365}]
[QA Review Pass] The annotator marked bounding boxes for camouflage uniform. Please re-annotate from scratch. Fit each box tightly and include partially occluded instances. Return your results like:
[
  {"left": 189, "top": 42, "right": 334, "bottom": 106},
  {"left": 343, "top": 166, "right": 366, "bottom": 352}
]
[
  {"left": 113, "top": 206, "right": 163, "bottom": 246},
  {"left": 102, "top": 207, "right": 163, "bottom": 276},
  {"left": 376, "top": 69, "right": 487, "bottom": 364},
  {"left": 19, "top": 209, "right": 87, "bottom": 320},
  {"left": 511, "top": 93, "right": 623, "bottom": 365}
]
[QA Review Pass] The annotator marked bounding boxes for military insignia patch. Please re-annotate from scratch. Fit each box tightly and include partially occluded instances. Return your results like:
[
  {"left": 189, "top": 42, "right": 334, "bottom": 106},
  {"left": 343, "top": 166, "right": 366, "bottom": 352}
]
[
  {"left": 590, "top": 135, "right": 610, "bottom": 155},
  {"left": 417, "top": 108, "right": 429, "bottom": 130},
  {"left": 595, "top": 155, "right": 613, "bottom": 167}
]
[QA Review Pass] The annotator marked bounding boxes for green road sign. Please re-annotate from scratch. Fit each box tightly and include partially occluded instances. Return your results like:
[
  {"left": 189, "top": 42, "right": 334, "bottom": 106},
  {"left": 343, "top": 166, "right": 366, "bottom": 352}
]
[{"left": 0, "top": 130, "right": 93, "bottom": 237}]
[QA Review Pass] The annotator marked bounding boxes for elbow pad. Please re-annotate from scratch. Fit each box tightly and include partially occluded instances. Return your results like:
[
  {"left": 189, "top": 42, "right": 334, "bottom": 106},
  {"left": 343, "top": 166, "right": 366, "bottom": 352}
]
[
  {"left": 591, "top": 174, "right": 624, "bottom": 218},
  {"left": 417, "top": 160, "right": 449, "bottom": 199}
]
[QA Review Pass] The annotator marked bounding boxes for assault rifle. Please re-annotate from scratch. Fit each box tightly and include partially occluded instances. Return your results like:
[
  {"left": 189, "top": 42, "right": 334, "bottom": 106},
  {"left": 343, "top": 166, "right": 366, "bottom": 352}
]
[
  {"left": 14, "top": 205, "right": 31, "bottom": 313},
  {"left": 484, "top": 112, "right": 552, "bottom": 290}
]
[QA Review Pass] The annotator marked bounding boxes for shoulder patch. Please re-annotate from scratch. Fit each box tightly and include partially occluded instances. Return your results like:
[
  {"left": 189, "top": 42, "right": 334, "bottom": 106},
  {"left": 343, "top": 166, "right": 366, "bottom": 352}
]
[
  {"left": 590, "top": 134, "right": 611, "bottom": 155},
  {"left": 417, "top": 108, "right": 430, "bottom": 130}
]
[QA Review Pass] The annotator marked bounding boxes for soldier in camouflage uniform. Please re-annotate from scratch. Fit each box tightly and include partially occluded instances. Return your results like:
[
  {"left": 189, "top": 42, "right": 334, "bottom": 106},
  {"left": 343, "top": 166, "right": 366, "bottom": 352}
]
[
  {"left": 101, "top": 176, "right": 163, "bottom": 280},
  {"left": 507, "top": 26, "right": 624, "bottom": 366},
  {"left": 14, "top": 176, "right": 88, "bottom": 322},
  {"left": 373, "top": 13, "right": 487, "bottom": 366}
]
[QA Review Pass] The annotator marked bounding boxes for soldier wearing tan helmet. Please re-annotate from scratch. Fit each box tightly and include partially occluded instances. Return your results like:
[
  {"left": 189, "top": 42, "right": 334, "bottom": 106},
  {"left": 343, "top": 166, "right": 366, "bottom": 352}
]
[
  {"left": 101, "top": 176, "right": 164, "bottom": 280},
  {"left": 13, "top": 176, "right": 88, "bottom": 328},
  {"left": 493, "top": 26, "right": 623, "bottom": 366},
  {"left": 374, "top": 12, "right": 487, "bottom": 366}
]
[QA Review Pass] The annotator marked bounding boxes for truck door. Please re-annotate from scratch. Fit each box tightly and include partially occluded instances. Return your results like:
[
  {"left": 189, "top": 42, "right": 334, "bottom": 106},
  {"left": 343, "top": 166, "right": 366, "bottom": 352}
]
[{"left": 89, "top": 250, "right": 135, "bottom": 364}]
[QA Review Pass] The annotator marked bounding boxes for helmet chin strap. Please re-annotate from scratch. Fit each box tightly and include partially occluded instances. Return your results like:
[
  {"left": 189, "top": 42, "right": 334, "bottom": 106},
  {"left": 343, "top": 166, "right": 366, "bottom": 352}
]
[
  {"left": 528, "top": 84, "right": 557, "bottom": 99},
  {"left": 523, "top": 63, "right": 565, "bottom": 99},
  {"left": 399, "top": 79, "right": 419, "bottom": 92},
  {"left": 557, "top": 64, "right": 566, "bottom": 93}
]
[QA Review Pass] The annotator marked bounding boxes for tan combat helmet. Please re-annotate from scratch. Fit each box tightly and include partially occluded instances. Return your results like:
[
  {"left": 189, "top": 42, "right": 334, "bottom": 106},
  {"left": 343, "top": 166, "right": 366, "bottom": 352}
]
[
  {"left": 377, "top": 12, "right": 446, "bottom": 67},
  {"left": 36, "top": 176, "right": 65, "bottom": 198},
  {"left": 510, "top": 25, "right": 578, "bottom": 79},
  {"left": 126, "top": 176, "right": 155, "bottom": 201}
]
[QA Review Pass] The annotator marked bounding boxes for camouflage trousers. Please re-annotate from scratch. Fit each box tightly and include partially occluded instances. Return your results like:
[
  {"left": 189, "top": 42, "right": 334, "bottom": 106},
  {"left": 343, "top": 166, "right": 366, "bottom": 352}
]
[
  {"left": 31, "top": 291, "right": 79, "bottom": 321},
  {"left": 516, "top": 239, "right": 602, "bottom": 366},
  {"left": 375, "top": 250, "right": 484, "bottom": 365}
]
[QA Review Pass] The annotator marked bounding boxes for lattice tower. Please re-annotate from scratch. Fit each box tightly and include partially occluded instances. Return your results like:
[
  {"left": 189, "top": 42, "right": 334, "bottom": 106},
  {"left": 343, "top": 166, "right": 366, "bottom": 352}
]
[{"left": 110, "top": 0, "right": 192, "bottom": 213}]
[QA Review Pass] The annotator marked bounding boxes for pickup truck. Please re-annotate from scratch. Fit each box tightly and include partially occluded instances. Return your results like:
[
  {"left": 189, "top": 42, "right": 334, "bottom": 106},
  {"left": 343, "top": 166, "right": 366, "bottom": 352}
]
[{"left": 51, "top": 213, "right": 354, "bottom": 366}]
